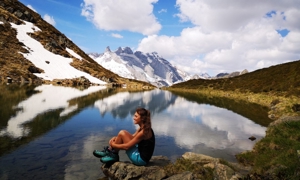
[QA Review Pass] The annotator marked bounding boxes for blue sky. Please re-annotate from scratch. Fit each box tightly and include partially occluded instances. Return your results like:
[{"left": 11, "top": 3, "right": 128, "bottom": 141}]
[{"left": 19, "top": 0, "right": 300, "bottom": 76}]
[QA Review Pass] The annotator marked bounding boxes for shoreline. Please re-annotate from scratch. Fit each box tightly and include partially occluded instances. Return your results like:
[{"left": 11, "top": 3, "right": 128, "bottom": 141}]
[{"left": 165, "top": 87, "right": 300, "bottom": 178}]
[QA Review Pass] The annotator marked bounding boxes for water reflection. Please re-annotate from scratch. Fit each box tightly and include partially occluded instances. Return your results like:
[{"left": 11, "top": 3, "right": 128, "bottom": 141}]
[
  {"left": 0, "top": 85, "right": 106, "bottom": 138},
  {"left": 152, "top": 96, "right": 266, "bottom": 161},
  {"left": 0, "top": 85, "right": 269, "bottom": 179}
]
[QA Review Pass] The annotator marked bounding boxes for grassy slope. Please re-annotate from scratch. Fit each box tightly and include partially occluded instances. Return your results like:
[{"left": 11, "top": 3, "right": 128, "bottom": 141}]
[
  {"left": 171, "top": 60, "right": 300, "bottom": 97},
  {"left": 167, "top": 60, "right": 300, "bottom": 179}
]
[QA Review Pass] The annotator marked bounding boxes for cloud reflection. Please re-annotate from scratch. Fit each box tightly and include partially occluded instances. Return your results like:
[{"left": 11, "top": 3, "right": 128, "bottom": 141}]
[
  {"left": 0, "top": 85, "right": 106, "bottom": 138},
  {"left": 93, "top": 89, "right": 266, "bottom": 153},
  {"left": 152, "top": 96, "right": 266, "bottom": 151}
]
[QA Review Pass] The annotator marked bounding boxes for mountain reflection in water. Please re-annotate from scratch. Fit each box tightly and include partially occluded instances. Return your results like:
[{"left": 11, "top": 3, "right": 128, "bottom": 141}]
[{"left": 0, "top": 84, "right": 269, "bottom": 179}]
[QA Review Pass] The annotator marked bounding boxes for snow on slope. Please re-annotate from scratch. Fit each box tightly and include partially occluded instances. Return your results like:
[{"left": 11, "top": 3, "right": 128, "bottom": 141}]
[
  {"left": 11, "top": 21, "right": 106, "bottom": 85},
  {"left": 90, "top": 47, "right": 185, "bottom": 87},
  {"left": 94, "top": 52, "right": 134, "bottom": 79}
]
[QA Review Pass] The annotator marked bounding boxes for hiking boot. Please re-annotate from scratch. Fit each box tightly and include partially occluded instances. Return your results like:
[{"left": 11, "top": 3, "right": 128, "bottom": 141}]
[
  {"left": 100, "top": 152, "right": 119, "bottom": 163},
  {"left": 93, "top": 146, "right": 111, "bottom": 158}
]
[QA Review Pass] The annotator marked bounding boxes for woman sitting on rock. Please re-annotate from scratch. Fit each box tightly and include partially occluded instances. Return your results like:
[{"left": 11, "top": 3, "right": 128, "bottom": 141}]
[{"left": 93, "top": 107, "right": 155, "bottom": 166}]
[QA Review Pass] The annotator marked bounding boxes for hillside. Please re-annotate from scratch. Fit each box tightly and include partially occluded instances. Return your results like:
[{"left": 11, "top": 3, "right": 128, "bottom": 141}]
[
  {"left": 0, "top": 0, "right": 153, "bottom": 88},
  {"left": 170, "top": 60, "right": 300, "bottom": 97}
]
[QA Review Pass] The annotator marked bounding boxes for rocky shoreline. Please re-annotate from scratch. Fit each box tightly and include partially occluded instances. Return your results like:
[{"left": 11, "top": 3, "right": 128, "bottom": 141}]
[
  {"left": 101, "top": 152, "right": 250, "bottom": 180},
  {"left": 101, "top": 115, "right": 300, "bottom": 180}
]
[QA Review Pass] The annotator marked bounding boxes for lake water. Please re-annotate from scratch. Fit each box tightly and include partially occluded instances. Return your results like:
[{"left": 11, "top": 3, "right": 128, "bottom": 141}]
[{"left": 0, "top": 84, "right": 271, "bottom": 179}]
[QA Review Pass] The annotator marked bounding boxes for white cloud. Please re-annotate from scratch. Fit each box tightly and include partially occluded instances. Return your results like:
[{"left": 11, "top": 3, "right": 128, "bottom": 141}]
[
  {"left": 81, "top": 0, "right": 161, "bottom": 35},
  {"left": 158, "top": 9, "right": 167, "bottom": 14},
  {"left": 138, "top": 0, "right": 300, "bottom": 76},
  {"left": 43, "top": 14, "right": 56, "bottom": 26},
  {"left": 27, "top": 5, "right": 37, "bottom": 12},
  {"left": 111, "top": 33, "right": 123, "bottom": 39}
]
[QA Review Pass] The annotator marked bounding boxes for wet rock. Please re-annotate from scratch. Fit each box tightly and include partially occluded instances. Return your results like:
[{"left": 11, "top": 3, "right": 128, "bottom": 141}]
[{"left": 248, "top": 136, "right": 256, "bottom": 141}]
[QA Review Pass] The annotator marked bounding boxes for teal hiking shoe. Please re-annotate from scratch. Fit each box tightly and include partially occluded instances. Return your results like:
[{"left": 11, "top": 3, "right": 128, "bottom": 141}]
[
  {"left": 93, "top": 146, "right": 111, "bottom": 158},
  {"left": 100, "top": 152, "right": 119, "bottom": 163}
]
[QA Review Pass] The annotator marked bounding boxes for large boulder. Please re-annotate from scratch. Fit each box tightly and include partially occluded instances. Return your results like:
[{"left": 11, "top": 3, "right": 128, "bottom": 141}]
[
  {"left": 101, "top": 156, "right": 170, "bottom": 180},
  {"left": 101, "top": 152, "right": 247, "bottom": 180}
]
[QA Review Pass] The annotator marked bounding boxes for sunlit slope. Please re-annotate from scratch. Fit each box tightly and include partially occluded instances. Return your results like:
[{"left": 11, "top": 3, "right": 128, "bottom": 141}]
[
  {"left": 0, "top": 0, "right": 153, "bottom": 87},
  {"left": 170, "top": 60, "right": 300, "bottom": 96}
]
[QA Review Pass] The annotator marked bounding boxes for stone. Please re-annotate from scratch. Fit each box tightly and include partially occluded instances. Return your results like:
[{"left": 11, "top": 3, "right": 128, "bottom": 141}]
[
  {"left": 165, "top": 171, "right": 196, "bottom": 180},
  {"left": 181, "top": 152, "right": 238, "bottom": 180},
  {"left": 101, "top": 153, "right": 245, "bottom": 180},
  {"left": 101, "top": 156, "right": 170, "bottom": 180}
]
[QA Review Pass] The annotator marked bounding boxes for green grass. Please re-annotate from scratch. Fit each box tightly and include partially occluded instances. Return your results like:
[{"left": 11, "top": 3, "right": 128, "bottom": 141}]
[{"left": 236, "top": 121, "right": 300, "bottom": 179}]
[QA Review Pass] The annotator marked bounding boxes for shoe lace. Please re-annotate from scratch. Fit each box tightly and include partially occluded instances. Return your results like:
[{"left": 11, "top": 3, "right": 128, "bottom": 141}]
[{"left": 103, "top": 146, "right": 109, "bottom": 152}]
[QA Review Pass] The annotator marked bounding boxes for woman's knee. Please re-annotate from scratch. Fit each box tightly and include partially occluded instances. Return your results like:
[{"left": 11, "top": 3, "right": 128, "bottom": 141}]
[
  {"left": 117, "top": 130, "right": 133, "bottom": 142},
  {"left": 118, "top": 130, "right": 129, "bottom": 137}
]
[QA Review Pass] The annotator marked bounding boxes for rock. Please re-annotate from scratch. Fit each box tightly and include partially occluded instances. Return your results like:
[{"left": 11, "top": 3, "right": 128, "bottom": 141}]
[
  {"left": 248, "top": 136, "right": 256, "bottom": 141},
  {"left": 292, "top": 104, "right": 300, "bottom": 112},
  {"left": 269, "top": 116, "right": 300, "bottom": 126},
  {"left": 182, "top": 152, "right": 216, "bottom": 163},
  {"left": 28, "top": 65, "right": 42, "bottom": 73},
  {"left": 52, "top": 76, "right": 93, "bottom": 86},
  {"left": 182, "top": 152, "right": 238, "bottom": 180},
  {"left": 101, "top": 153, "right": 244, "bottom": 180},
  {"left": 165, "top": 171, "right": 196, "bottom": 180},
  {"left": 101, "top": 156, "right": 170, "bottom": 180}
]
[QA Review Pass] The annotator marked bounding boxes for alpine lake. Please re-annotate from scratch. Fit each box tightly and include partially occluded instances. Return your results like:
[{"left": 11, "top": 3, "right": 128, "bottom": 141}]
[{"left": 0, "top": 84, "right": 272, "bottom": 179}]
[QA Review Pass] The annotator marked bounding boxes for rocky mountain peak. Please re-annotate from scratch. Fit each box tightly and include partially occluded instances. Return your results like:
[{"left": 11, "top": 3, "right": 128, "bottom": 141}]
[
  {"left": 115, "top": 47, "right": 123, "bottom": 55},
  {"left": 123, "top": 47, "right": 133, "bottom": 54},
  {"left": 105, "top": 46, "right": 111, "bottom": 53},
  {"left": 115, "top": 46, "right": 133, "bottom": 55},
  {"left": 90, "top": 47, "right": 185, "bottom": 87}
]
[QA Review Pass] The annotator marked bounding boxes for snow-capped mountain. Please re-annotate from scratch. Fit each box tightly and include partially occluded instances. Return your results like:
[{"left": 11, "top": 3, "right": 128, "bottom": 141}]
[
  {"left": 89, "top": 47, "right": 213, "bottom": 87},
  {"left": 90, "top": 47, "right": 185, "bottom": 87}
]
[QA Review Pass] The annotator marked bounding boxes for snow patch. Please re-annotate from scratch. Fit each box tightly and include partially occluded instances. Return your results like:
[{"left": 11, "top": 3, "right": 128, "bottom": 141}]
[
  {"left": 66, "top": 48, "right": 83, "bottom": 61},
  {"left": 11, "top": 21, "right": 106, "bottom": 85}
]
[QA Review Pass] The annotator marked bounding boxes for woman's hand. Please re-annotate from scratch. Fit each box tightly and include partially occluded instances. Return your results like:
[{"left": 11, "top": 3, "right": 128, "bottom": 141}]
[{"left": 109, "top": 137, "right": 116, "bottom": 147}]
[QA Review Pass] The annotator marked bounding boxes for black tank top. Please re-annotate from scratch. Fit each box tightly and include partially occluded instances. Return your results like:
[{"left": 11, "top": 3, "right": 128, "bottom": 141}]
[{"left": 138, "top": 128, "right": 155, "bottom": 163}]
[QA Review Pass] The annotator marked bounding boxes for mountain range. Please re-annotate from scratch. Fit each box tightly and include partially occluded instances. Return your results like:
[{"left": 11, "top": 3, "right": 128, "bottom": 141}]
[{"left": 89, "top": 47, "right": 213, "bottom": 87}]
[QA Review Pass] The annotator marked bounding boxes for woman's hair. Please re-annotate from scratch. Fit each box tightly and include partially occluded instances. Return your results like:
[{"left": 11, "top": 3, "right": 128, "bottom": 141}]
[{"left": 136, "top": 107, "right": 151, "bottom": 134}]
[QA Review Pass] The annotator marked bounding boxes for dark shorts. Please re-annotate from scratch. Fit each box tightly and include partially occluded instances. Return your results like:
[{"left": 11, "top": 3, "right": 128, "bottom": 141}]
[{"left": 126, "top": 144, "right": 147, "bottom": 166}]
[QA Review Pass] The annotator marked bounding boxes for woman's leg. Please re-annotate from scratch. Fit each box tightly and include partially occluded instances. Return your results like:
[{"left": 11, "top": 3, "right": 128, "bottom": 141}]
[
  {"left": 94, "top": 130, "right": 133, "bottom": 159},
  {"left": 114, "top": 130, "right": 134, "bottom": 144}
]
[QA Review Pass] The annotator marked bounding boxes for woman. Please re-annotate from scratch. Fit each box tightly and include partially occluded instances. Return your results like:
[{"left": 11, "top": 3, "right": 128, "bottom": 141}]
[{"left": 93, "top": 107, "right": 155, "bottom": 166}]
